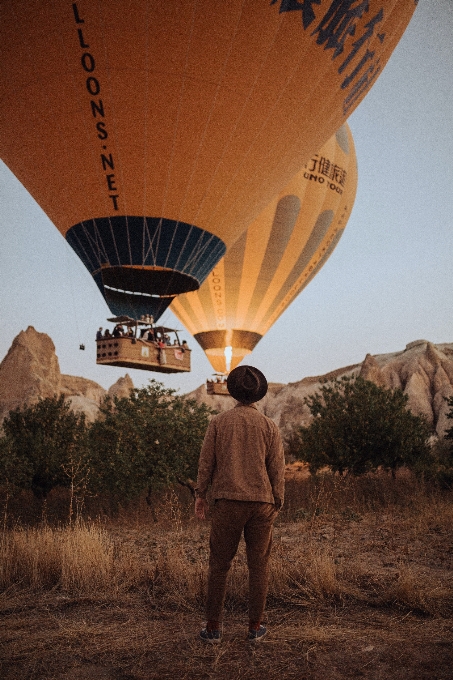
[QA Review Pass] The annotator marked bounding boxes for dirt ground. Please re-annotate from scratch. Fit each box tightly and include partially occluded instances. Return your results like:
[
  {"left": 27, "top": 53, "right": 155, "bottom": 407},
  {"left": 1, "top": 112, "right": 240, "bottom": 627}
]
[
  {"left": 2, "top": 594, "right": 453, "bottom": 680},
  {"left": 1, "top": 505, "right": 453, "bottom": 680}
]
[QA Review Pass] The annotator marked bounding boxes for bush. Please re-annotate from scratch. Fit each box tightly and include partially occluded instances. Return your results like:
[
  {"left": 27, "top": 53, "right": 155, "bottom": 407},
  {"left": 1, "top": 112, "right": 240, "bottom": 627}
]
[
  {"left": 444, "top": 396, "right": 453, "bottom": 452},
  {"left": 0, "top": 395, "right": 89, "bottom": 499},
  {"left": 88, "top": 380, "right": 215, "bottom": 501},
  {"left": 287, "top": 377, "right": 432, "bottom": 477}
]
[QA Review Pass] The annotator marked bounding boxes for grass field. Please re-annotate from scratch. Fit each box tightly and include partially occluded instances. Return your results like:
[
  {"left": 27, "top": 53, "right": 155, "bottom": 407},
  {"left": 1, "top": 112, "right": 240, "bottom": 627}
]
[{"left": 1, "top": 474, "right": 452, "bottom": 679}]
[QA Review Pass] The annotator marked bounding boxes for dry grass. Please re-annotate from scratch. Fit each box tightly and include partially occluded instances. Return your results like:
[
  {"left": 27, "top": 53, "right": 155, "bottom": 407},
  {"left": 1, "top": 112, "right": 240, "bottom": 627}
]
[
  {"left": 1, "top": 476, "right": 453, "bottom": 678},
  {"left": 1, "top": 524, "right": 115, "bottom": 593}
]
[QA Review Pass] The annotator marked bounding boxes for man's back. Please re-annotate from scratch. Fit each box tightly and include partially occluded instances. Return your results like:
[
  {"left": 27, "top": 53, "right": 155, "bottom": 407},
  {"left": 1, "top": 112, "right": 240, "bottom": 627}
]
[{"left": 197, "top": 402, "right": 285, "bottom": 505}]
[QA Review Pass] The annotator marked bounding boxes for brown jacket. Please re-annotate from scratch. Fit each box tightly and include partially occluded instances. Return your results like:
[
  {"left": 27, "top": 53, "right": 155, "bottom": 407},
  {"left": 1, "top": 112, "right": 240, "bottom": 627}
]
[{"left": 196, "top": 403, "right": 285, "bottom": 505}]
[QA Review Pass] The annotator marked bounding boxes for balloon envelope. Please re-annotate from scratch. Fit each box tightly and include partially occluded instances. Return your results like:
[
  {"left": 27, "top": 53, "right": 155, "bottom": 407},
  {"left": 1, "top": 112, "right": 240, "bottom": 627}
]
[
  {"left": 171, "top": 124, "right": 357, "bottom": 373},
  {"left": 1, "top": 1, "right": 414, "bottom": 318}
]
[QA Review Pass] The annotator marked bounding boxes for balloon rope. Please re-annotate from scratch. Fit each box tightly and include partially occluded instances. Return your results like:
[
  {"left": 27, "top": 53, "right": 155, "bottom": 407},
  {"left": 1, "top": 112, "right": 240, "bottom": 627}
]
[
  {"left": 64, "top": 237, "right": 82, "bottom": 345},
  {"left": 70, "top": 222, "right": 99, "bottom": 272}
]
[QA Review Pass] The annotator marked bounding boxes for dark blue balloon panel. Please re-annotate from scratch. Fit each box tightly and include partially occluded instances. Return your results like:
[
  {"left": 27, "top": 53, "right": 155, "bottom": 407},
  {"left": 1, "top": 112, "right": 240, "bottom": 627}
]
[{"left": 66, "top": 216, "right": 226, "bottom": 320}]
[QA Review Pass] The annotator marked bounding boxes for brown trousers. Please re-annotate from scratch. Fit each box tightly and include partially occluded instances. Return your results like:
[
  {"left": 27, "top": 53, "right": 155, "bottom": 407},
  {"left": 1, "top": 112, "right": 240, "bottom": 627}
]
[{"left": 206, "top": 499, "right": 277, "bottom": 623}]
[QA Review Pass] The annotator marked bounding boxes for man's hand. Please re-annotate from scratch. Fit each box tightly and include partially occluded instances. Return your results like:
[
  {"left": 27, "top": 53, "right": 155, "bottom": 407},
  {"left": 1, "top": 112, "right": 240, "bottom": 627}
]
[{"left": 195, "top": 497, "right": 209, "bottom": 520}]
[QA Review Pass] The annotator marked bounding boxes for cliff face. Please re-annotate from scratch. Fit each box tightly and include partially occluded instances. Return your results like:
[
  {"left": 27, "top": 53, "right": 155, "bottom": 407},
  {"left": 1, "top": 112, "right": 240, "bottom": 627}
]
[
  {"left": 0, "top": 327, "right": 134, "bottom": 423},
  {"left": 188, "top": 340, "right": 453, "bottom": 438},
  {"left": 363, "top": 340, "right": 453, "bottom": 436}
]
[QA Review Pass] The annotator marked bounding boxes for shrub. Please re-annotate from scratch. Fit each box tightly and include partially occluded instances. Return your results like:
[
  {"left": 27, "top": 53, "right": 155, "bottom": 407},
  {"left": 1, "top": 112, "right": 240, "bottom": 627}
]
[
  {"left": 88, "top": 380, "right": 214, "bottom": 501},
  {"left": 0, "top": 395, "right": 89, "bottom": 499},
  {"left": 287, "top": 377, "right": 432, "bottom": 477}
]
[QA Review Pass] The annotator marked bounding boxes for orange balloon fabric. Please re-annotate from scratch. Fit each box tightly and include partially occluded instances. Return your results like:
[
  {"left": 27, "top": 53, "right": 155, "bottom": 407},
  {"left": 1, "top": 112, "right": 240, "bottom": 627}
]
[
  {"left": 171, "top": 124, "right": 357, "bottom": 373},
  {"left": 0, "top": 1, "right": 415, "bottom": 319}
]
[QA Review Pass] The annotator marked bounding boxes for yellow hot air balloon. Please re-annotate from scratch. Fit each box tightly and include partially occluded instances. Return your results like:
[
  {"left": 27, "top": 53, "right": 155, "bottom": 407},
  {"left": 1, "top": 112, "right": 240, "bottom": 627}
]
[
  {"left": 1, "top": 1, "right": 414, "bottom": 320},
  {"left": 171, "top": 124, "right": 357, "bottom": 373}
]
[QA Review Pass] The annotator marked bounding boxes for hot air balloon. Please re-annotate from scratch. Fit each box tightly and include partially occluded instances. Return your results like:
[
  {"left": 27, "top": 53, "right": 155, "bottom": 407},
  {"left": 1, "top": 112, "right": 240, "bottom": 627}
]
[
  {"left": 1, "top": 1, "right": 415, "bottom": 321},
  {"left": 171, "top": 124, "right": 357, "bottom": 374}
]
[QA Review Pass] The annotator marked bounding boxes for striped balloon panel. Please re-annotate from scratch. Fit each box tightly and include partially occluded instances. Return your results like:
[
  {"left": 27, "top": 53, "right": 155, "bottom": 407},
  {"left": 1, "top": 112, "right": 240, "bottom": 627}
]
[{"left": 171, "top": 124, "right": 357, "bottom": 373}]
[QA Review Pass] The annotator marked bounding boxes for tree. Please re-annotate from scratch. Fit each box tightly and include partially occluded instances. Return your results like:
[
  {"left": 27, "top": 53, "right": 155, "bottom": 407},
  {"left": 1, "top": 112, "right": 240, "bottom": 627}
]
[
  {"left": 287, "top": 376, "right": 432, "bottom": 477},
  {"left": 438, "top": 396, "right": 453, "bottom": 486},
  {"left": 0, "top": 395, "right": 89, "bottom": 498},
  {"left": 444, "top": 396, "right": 453, "bottom": 450},
  {"left": 88, "top": 380, "right": 214, "bottom": 501}
]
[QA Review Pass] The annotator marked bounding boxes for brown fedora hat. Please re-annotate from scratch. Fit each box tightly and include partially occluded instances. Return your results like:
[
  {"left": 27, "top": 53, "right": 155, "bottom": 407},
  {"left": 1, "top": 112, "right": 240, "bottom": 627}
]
[{"left": 227, "top": 365, "right": 268, "bottom": 403}]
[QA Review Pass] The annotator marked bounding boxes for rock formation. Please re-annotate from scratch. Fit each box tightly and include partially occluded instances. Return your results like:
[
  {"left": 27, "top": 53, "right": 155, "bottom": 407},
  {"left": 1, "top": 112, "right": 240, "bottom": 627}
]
[
  {"left": 0, "top": 327, "right": 61, "bottom": 421},
  {"left": 107, "top": 374, "right": 135, "bottom": 401},
  {"left": 188, "top": 340, "right": 453, "bottom": 438},
  {"left": 1, "top": 329, "right": 452, "bottom": 438},
  {"left": 0, "top": 327, "right": 134, "bottom": 423}
]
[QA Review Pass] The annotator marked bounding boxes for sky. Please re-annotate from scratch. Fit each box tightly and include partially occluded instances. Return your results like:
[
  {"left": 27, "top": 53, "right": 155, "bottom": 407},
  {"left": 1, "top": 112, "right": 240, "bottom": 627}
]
[{"left": 1, "top": 0, "right": 452, "bottom": 396}]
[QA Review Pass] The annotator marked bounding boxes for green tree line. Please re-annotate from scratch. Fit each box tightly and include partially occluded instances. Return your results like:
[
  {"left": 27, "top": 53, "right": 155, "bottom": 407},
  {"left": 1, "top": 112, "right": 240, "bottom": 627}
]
[
  {"left": 0, "top": 381, "right": 214, "bottom": 505},
  {"left": 1, "top": 377, "right": 453, "bottom": 510}
]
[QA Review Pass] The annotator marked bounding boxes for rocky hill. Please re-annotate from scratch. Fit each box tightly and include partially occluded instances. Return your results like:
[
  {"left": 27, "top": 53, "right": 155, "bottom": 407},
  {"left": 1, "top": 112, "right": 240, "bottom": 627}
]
[
  {"left": 188, "top": 340, "right": 453, "bottom": 438},
  {"left": 0, "top": 327, "right": 133, "bottom": 423},
  {"left": 1, "top": 329, "right": 452, "bottom": 438}
]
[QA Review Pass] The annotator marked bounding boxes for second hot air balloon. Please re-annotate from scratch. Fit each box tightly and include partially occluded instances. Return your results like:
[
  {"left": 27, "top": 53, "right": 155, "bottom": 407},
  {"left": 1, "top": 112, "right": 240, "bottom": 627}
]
[{"left": 171, "top": 124, "right": 358, "bottom": 373}]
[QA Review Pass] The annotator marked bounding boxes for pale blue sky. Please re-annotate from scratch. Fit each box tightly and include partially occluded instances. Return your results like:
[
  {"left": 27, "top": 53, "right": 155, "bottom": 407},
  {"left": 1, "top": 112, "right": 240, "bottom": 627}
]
[{"left": 1, "top": 0, "right": 452, "bottom": 394}]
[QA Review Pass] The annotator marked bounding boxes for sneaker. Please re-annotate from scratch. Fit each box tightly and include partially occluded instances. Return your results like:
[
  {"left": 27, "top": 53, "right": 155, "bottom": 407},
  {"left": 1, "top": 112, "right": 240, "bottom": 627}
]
[
  {"left": 199, "top": 626, "right": 221, "bottom": 644},
  {"left": 248, "top": 624, "right": 267, "bottom": 642}
]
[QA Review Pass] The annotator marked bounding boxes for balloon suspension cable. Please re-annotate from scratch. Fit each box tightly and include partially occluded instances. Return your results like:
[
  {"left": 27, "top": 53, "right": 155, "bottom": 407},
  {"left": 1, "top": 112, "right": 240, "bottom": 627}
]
[{"left": 64, "top": 239, "right": 83, "bottom": 349}]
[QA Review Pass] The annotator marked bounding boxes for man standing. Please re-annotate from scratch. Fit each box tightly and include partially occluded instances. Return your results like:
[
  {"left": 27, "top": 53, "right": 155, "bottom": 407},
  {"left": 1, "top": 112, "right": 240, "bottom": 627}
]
[{"left": 195, "top": 365, "right": 285, "bottom": 643}]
